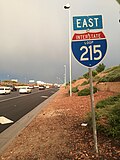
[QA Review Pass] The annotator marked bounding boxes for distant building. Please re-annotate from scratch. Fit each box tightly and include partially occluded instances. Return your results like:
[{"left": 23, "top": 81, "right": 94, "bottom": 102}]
[
  {"left": 36, "top": 81, "right": 45, "bottom": 85},
  {"left": 11, "top": 79, "right": 18, "bottom": 82},
  {"left": 29, "top": 80, "right": 35, "bottom": 83}
]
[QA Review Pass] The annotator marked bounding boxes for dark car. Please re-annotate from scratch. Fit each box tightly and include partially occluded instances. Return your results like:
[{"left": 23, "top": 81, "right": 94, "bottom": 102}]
[
  {"left": 39, "top": 85, "right": 46, "bottom": 90},
  {"left": 7, "top": 85, "right": 17, "bottom": 91}
]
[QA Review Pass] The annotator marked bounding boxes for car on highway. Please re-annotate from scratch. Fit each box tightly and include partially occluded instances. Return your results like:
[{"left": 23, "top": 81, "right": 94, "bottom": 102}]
[
  {"left": 19, "top": 86, "right": 32, "bottom": 94},
  {"left": 7, "top": 85, "right": 17, "bottom": 91},
  {"left": 28, "top": 86, "right": 34, "bottom": 89},
  {"left": 0, "top": 86, "right": 11, "bottom": 94},
  {"left": 39, "top": 85, "right": 46, "bottom": 90},
  {"left": 46, "top": 85, "right": 50, "bottom": 89}
]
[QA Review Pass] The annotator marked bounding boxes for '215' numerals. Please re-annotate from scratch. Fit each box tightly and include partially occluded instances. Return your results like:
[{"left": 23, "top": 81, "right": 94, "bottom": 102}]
[{"left": 80, "top": 45, "right": 102, "bottom": 61}]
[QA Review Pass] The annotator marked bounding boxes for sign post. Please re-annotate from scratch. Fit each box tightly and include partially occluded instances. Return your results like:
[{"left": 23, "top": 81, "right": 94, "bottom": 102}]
[
  {"left": 71, "top": 15, "right": 107, "bottom": 154},
  {"left": 89, "top": 68, "right": 98, "bottom": 153}
]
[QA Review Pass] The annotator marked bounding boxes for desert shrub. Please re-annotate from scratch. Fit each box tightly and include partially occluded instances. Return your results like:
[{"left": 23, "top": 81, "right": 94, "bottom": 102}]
[
  {"left": 96, "top": 63, "right": 106, "bottom": 73},
  {"left": 72, "top": 87, "right": 79, "bottom": 93},
  {"left": 66, "top": 82, "right": 69, "bottom": 86},
  {"left": 81, "top": 81, "right": 89, "bottom": 86},
  {"left": 78, "top": 88, "right": 90, "bottom": 96},
  {"left": 72, "top": 79, "right": 76, "bottom": 83},
  {"left": 92, "top": 70, "right": 98, "bottom": 77},
  {"left": 99, "top": 73, "right": 120, "bottom": 82},
  {"left": 96, "top": 94, "right": 120, "bottom": 109},
  {"left": 93, "top": 75, "right": 100, "bottom": 82},
  {"left": 83, "top": 72, "right": 89, "bottom": 79},
  {"left": 78, "top": 87, "right": 98, "bottom": 96},
  {"left": 93, "top": 86, "right": 98, "bottom": 93},
  {"left": 87, "top": 94, "right": 120, "bottom": 138},
  {"left": 109, "top": 72, "right": 120, "bottom": 82},
  {"left": 83, "top": 70, "right": 97, "bottom": 79},
  {"left": 99, "top": 65, "right": 120, "bottom": 82},
  {"left": 103, "top": 65, "right": 120, "bottom": 73},
  {"left": 68, "top": 86, "right": 79, "bottom": 94},
  {"left": 107, "top": 104, "right": 120, "bottom": 137},
  {"left": 87, "top": 99, "right": 120, "bottom": 138},
  {"left": 96, "top": 103, "right": 120, "bottom": 138},
  {"left": 98, "top": 76, "right": 108, "bottom": 82}
]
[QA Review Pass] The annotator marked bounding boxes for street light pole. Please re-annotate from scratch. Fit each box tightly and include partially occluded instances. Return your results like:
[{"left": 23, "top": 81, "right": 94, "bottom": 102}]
[{"left": 64, "top": 3, "right": 72, "bottom": 96}]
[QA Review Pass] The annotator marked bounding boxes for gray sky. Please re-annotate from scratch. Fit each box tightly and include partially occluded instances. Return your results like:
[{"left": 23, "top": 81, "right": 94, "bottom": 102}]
[{"left": 0, "top": 0, "right": 120, "bottom": 83}]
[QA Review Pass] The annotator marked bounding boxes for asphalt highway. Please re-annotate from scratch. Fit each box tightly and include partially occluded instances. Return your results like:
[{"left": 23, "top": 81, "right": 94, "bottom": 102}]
[{"left": 0, "top": 88, "right": 58, "bottom": 133}]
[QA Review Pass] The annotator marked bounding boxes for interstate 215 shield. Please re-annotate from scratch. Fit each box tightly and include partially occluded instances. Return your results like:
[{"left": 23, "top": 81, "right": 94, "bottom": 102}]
[{"left": 71, "top": 31, "right": 107, "bottom": 68}]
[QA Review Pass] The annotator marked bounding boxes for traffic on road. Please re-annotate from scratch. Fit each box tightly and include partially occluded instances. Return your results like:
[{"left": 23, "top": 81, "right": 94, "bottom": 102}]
[{"left": 0, "top": 87, "right": 59, "bottom": 133}]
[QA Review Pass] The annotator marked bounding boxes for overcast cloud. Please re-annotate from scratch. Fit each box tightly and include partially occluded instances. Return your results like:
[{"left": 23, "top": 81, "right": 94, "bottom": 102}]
[{"left": 0, "top": 0, "right": 120, "bottom": 83}]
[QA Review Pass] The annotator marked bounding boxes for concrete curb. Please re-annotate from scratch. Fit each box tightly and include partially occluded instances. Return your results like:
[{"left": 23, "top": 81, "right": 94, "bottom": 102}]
[{"left": 0, "top": 89, "right": 59, "bottom": 155}]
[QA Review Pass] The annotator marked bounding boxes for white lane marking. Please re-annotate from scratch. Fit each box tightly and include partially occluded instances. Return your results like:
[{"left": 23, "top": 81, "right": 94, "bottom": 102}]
[
  {"left": 0, "top": 116, "right": 14, "bottom": 124},
  {"left": 41, "top": 96, "right": 48, "bottom": 98}
]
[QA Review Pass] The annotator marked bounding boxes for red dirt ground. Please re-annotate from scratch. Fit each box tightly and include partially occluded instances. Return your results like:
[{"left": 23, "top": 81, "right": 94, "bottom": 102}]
[{"left": 0, "top": 83, "right": 120, "bottom": 160}]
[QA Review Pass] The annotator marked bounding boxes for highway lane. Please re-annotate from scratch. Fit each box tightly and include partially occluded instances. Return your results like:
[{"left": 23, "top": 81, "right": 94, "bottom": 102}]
[
  {"left": 0, "top": 88, "right": 58, "bottom": 133},
  {"left": 0, "top": 88, "right": 39, "bottom": 102}
]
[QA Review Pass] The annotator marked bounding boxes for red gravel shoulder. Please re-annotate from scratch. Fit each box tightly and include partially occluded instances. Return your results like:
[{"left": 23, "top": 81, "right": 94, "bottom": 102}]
[{"left": 0, "top": 85, "right": 120, "bottom": 160}]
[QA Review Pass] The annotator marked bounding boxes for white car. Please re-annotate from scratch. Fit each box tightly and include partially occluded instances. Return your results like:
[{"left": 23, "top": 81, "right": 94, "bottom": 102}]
[
  {"left": 46, "top": 85, "right": 50, "bottom": 89},
  {"left": 28, "top": 86, "right": 34, "bottom": 89},
  {"left": 0, "top": 87, "right": 11, "bottom": 94},
  {"left": 19, "top": 86, "right": 32, "bottom": 94}
]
